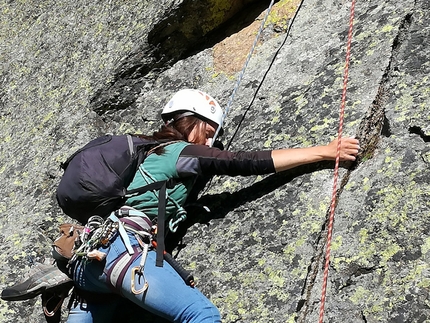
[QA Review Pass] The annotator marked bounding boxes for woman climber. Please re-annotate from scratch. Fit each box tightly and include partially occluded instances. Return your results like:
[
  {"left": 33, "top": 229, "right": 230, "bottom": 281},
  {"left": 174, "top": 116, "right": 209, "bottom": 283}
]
[
  {"left": 2, "top": 88, "right": 360, "bottom": 322},
  {"left": 63, "top": 88, "right": 360, "bottom": 323}
]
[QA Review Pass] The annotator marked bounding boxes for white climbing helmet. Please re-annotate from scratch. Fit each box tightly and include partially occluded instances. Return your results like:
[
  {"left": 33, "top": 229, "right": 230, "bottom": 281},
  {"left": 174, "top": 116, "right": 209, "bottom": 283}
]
[{"left": 161, "top": 89, "right": 224, "bottom": 134}]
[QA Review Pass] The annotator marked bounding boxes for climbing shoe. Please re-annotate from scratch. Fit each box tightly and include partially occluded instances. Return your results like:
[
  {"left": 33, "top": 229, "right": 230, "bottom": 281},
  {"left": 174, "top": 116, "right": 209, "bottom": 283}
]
[{"left": 1, "top": 263, "right": 72, "bottom": 301}]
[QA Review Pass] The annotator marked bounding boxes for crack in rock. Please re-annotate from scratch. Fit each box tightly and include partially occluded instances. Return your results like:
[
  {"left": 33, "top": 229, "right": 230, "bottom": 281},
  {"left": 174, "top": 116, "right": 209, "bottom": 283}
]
[{"left": 294, "top": 9, "right": 416, "bottom": 323}]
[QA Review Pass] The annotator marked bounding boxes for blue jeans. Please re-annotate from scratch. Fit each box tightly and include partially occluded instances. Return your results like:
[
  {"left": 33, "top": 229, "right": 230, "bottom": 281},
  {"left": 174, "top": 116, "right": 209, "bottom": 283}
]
[{"left": 66, "top": 232, "right": 221, "bottom": 323}]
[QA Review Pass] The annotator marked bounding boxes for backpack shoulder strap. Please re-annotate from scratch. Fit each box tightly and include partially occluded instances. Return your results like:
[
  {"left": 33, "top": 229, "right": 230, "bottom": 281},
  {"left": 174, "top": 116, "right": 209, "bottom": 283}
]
[
  {"left": 146, "top": 140, "right": 184, "bottom": 156},
  {"left": 126, "top": 134, "right": 135, "bottom": 156}
]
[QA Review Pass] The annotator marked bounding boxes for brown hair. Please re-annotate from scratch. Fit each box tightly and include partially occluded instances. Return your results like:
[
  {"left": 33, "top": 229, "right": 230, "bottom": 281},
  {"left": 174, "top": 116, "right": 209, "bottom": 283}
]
[
  {"left": 155, "top": 116, "right": 206, "bottom": 142},
  {"left": 138, "top": 115, "right": 207, "bottom": 153}
]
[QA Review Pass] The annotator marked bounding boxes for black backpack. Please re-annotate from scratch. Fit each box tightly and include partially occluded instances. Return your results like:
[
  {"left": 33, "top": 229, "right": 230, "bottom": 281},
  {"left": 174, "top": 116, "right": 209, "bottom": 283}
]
[{"left": 56, "top": 134, "right": 167, "bottom": 224}]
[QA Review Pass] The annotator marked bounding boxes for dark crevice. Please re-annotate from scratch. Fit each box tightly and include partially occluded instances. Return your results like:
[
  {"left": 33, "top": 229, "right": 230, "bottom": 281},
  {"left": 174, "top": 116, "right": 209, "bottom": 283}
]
[
  {"left": 409, "top": 126, "right": 430, "bottom": 142},
  {"left": 296, "top": 299, "right": 306, "bottom": 312},
  {"left": 361, "top": 311, "right": 368, "bottom": 323},
  {"left": 338, "top": 265, "right": 382, "bottom": 291},
  {"left": 381, "top": 114, "right": 391, "bottom": 137},
  {"left": 90, "top": 0, "right": 280, "bottom": 116},
  {"left": 391, "top": 13, "right": 413, "bottom": 52},
  {"left": 351, "top": 265, "right": 379, "bottom": 277},
  {"left": 354, "top": 86, "right": 387, "bottom": 165},
  {"left": 355, "top": 9, "right": 415, "bottom": 165},
  {"left": 295, "top": 221, "right": 327, "bottom": 322}
]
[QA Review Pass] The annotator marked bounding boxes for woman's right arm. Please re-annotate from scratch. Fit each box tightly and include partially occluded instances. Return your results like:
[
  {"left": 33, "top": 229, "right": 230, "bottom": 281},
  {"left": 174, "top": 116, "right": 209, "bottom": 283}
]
[
  {"left": 178, "top": 145, "right": 275, "bottom": 177},
  {"left": 177, "top": 137, "right": 359, "bottom": 177},
  {"left": 272, "top": 137, "right": 360, "bottom": 172}
]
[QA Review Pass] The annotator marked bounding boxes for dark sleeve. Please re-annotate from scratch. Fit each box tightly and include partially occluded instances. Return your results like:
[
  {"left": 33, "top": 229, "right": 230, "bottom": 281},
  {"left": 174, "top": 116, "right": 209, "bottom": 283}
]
[{"left": 176, "top": 144, "right": 275, "bottom": 177}]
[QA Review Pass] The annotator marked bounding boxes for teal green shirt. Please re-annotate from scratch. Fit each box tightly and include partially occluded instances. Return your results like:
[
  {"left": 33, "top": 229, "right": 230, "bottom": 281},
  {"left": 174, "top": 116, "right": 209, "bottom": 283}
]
[
  {"left": 124, "top": 140, "right": 276, "bottom": 222},
  {"left": 125, "top": 141, "right": 194, "bottom": 220}
]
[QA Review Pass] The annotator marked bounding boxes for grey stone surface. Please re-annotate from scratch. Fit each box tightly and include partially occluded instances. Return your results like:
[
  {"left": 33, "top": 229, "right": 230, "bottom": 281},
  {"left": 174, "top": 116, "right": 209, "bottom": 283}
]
[{"left": 0, "top": 0, "right": 428, "bottom": 322}]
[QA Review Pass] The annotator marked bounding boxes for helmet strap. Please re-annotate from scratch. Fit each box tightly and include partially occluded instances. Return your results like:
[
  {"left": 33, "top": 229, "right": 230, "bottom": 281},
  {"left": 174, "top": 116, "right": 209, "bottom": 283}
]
[{"left": 164, "top": 111, "right": 195, "bottom": 126}]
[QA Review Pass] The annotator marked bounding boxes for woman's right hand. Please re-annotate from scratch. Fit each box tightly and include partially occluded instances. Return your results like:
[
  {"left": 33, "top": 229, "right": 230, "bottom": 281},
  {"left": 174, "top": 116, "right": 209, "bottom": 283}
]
[{"left": 326, "top": 137, "right": 360, "bottom": 161}]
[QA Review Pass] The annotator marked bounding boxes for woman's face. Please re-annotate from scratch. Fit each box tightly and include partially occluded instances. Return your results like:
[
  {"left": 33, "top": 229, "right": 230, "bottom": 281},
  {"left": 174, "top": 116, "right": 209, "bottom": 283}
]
[{"left": 188, "top": 121, "right": 217, "bottom": 146}]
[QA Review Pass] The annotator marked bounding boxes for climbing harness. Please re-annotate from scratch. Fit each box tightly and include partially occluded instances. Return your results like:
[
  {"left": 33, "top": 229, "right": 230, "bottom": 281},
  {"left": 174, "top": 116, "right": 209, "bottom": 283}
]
[
  {"left": 68, "top": 208, "right": 153, "bottom": 293},
  {"left": 318, "top": 1, "right": 357, "bottom": 322},
  {"left": 68, "top": 206, "right": 194, "bottom": 294}
]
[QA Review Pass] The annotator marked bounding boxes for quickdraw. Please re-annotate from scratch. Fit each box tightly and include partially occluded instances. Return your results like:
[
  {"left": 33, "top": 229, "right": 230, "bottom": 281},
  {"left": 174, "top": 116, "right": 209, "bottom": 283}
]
[
  {"left": 122, "top": 215, "right": 154, "bottom": 294},
  {"left": 69, "top": 215, "right": 109, "bottom": 265},
  {"left": 131, "top": 241, "right": 149, "bottom": 295}
]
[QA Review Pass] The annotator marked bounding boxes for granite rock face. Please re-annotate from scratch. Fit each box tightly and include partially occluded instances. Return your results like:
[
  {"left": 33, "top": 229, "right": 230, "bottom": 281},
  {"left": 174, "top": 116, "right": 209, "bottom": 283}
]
[{"left": 0, "top": 0, "right": 429, "bottom": 322}]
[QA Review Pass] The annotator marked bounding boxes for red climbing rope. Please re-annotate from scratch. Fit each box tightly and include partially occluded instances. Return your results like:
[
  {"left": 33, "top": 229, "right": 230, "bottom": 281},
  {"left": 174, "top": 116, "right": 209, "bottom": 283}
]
[{"left": 318, "top": 1, "right": 356, "bottom": 322}]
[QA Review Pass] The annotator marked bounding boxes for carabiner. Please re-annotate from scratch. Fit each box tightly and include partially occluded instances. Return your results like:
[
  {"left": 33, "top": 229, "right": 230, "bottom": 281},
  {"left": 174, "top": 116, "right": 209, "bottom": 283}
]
[
  {"left": 131, "top": 266, "right": 148, "bottom": 295},
  {"left": 169, "top": 213, "right": 187, "bottom": 233}
]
